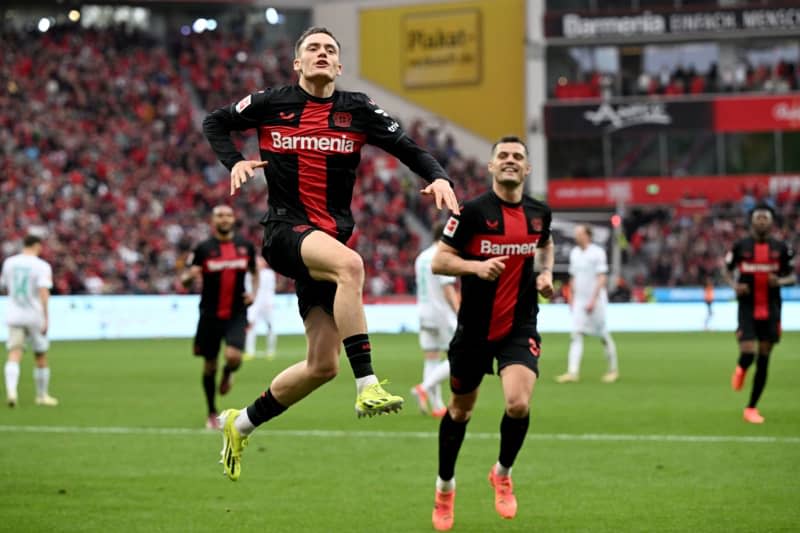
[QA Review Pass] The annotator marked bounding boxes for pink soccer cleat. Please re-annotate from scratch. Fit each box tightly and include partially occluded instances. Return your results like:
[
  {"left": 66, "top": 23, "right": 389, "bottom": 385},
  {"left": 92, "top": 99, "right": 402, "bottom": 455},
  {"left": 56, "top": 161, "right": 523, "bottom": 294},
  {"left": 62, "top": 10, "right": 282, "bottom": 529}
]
[
  {"left": 743, "top": 407, "right": 765, "bottom": 424},
  {"left": 731, "top": 366, "right": 746, "bottom": 391},
  {"left": 432, "top": 489, "right": 455, "bottom": 531},
  {"left": 488, "top": 465, "right": 518, "bottom": 519}
]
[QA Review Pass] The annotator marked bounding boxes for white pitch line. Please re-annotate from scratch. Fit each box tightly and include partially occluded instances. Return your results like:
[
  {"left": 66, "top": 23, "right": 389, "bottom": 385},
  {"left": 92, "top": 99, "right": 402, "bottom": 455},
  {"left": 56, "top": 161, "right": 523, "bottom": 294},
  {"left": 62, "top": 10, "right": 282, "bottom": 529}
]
[{"left": 0, "top": 425, "right": 798, "bottom": 444}]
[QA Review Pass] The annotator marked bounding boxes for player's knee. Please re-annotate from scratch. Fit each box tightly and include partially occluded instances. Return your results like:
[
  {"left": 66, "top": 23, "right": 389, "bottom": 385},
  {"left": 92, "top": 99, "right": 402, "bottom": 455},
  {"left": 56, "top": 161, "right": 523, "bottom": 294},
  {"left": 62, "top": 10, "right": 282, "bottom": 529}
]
[
  {"left": 505, "top": 397, "right": 530, "bottom": 418},
  {"left": 448, "top": 405, "right": 472, "bottom": 422},
  {"left": 307, "top": 359, "right": 339, "bottom": 382},
  {"left": 336, "top": 252, "right": 364, "bottom": 286}
]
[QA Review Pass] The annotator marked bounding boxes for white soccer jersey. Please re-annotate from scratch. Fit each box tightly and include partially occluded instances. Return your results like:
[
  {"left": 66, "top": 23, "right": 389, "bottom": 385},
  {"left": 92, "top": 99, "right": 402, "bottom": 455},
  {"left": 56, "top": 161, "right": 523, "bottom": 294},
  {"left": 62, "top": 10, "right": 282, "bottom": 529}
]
[
  {"left": 568, "top": 243, "right": 609, "bottom": 306},
  {"left": 1, "top": 253, "right": 53, "bottom": 327},
  {"left": 415, "top": 244, "right": 457, "bottom": 330},
  {"left": 246, "top": 267, "right": 275, "bottom": 309}
]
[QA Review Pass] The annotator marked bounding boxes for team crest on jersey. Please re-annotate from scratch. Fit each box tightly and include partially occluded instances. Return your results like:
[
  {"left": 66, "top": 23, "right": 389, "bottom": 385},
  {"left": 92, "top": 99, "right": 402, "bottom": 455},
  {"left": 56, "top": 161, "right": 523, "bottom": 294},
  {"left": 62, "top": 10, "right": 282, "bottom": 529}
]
[
  {"left": 333, "top": 112, "right": 352, "bottom": 128},
  {"left": 235, "top": 95, "right": 252, "bottom": 113},
  {"left": 530, "top": 217, "right": 543, "bottom": 232},
  {"left": 237, "top": 246, "right": 248, "bottom": 256},
  {"left": 443, "top": 216, "right": 459, "bottom": 237}
]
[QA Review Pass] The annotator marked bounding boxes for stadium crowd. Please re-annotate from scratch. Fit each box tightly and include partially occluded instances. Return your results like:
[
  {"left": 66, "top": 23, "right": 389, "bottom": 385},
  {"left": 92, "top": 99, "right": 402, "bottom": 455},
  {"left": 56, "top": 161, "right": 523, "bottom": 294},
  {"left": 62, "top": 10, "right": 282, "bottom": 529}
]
[
  {"left": 2, "top": 24, "right": 796, "bottom": 297},
  {"left": 0, "top": 25, "right": 440, "bottom": 296},
  {"left": 622, "top": 193, "right": 800, "bottom": 288}
]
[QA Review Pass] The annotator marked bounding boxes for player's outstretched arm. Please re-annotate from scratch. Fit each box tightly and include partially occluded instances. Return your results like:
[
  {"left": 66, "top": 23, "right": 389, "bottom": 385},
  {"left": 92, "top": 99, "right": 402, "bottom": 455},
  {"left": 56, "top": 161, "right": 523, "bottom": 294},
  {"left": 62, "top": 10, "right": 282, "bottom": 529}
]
[
  {"left": 420, "top": 178, "right": 460, "bottom": 215},
  {"left": 231, "top": 161, "right": 269, "bottom": 196}
]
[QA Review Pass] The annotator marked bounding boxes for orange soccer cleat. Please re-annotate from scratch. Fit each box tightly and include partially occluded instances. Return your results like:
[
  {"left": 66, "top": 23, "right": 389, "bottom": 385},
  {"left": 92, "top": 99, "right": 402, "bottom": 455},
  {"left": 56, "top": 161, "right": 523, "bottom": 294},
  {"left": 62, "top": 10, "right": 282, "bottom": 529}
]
[
  {"left": 411, "top": 384, "right": 430, "bottom": 415},
  {"left": 432, "top": 489, "right": 455, "bottom": 531},
  {"left": 431, "top": 407, "right": 448, "bottom": 419},
  {"left": 488, "top": 465, "right": 518, "bottom": 519},
  {"left": 731, "top": 366, "right": 746, "bottom": 391},
  {"left": 743, "top": 407, "right": 765, "bottom": 424}
]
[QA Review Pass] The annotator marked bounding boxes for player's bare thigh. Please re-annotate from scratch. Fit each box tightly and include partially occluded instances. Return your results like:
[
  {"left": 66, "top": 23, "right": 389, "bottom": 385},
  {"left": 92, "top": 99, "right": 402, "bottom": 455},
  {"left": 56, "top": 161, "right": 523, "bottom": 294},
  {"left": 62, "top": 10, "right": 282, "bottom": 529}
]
[{"left": 300, "top": 230, "right": 363, "bottom": 284}]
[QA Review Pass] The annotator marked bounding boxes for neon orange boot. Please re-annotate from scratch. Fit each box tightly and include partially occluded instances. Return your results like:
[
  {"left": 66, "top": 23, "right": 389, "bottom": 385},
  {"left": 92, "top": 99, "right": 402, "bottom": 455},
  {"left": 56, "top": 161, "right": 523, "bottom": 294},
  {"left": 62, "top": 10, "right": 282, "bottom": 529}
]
[
  {"left": 432, "top": 489, "right": 455, "bottom": 531},
  {"left": 743, "top": 407, "right": 765, "bottom": 424},
  {"left": 488, "top": 465, "right": 517, "bottom": 519},
  {"left": 731, "top": 366, "right": 746, "bottom": 391}
]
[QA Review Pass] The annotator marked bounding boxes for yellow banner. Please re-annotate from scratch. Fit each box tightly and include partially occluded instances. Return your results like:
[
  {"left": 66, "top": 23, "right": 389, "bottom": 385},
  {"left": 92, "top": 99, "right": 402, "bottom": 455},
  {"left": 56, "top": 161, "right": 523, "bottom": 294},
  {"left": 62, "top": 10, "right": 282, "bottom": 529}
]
[
  {"left": 403, "top": 9, "right": 481, "bottom": 88},
  {"left": 360, "top": 0, "right": 524, "bottom": 141}
]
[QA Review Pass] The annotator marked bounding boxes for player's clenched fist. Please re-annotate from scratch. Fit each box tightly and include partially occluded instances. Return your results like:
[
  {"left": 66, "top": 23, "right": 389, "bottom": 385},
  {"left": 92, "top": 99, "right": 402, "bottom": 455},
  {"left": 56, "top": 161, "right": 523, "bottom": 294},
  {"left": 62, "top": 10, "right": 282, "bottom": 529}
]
[
  {"left": 536, "top": 270, "right": 554, "bottom": 299},
  {"left": 475, "top": 255, "right": 508, "bottom": 281},
  {"left": 231, "top": 160, "right": 269, "bottom": 195}
]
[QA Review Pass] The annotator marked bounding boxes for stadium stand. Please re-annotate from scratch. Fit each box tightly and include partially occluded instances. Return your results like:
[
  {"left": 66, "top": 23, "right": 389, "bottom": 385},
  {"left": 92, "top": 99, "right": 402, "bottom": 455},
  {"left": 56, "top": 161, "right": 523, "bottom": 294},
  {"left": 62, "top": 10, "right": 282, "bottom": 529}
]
[{"left": 0, "top": 25, "right": 442, "bottom": 296}]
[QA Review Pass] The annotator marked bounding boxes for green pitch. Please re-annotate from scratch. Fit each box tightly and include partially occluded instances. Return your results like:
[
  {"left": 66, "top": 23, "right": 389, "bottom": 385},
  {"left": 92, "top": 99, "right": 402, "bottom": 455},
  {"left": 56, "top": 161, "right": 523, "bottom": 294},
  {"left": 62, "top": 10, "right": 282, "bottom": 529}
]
[{"left": 1, "top": 332, "right": 798, "bottom": 532}]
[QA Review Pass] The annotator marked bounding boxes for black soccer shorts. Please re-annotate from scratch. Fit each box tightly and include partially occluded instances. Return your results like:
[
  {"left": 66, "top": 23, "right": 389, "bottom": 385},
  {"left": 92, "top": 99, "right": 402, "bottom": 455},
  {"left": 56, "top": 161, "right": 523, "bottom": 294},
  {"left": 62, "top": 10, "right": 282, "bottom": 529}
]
[
  {"left": 447, "top": 325, "right": 542, "bottom": 395},
  {"left": 736, "top": 308, "right": 781, "bottom": 343},
  {"left": 262, "top": 220, "right": 337, "bottom": 320},
  {"left": 193, "top": 311, "right": 247, "bottom": 359}
]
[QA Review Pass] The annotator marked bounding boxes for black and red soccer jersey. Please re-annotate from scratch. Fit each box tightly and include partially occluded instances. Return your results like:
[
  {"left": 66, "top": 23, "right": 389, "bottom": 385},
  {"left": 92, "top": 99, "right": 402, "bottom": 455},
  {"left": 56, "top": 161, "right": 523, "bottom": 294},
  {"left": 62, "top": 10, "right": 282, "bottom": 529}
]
[
  {"left": 203, "top": 85, "right": 448, "bottom": 241},
  {"left": 191, "top": 236, "right": 256, "bottom": 320},
  {"left": 726, "top": 236, "right": 793, "bottom": 320},
  {"left": 441, "top": 191, "right": 552, "bottom": 342}
]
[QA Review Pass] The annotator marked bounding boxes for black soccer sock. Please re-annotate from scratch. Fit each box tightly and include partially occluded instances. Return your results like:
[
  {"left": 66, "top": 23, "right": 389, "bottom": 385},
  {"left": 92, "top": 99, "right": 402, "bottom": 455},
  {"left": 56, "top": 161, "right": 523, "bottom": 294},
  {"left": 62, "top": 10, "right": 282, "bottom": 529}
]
[
  {"left": 738, "top": 351, "right": 755, "bottom": 370},
  {"left": 747, "top": 355, "right": 770, "bottom": 408},
  {"left": 222, "top": 360, "right": 241, "bottom": 379},
  {"left": 438, "top": 411, "right": 469, "bottom": 481},
  {"left": 246, "top": 388, "right": 288, "bottom": 427},
  {"left": 202, "top": 373, "right": 216, "bottom": 415},
  {"left": 343, "top": 334, "right": 374, "bottom": 379},
  {"left": 499, "top": 412, "right": 530, "bottom": 469}
]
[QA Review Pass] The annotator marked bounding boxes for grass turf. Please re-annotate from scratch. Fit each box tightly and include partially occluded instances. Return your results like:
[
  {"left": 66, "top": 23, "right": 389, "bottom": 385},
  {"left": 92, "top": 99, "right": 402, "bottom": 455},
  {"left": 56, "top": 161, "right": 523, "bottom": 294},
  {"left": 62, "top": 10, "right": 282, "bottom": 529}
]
[{"left": 0, "top": 332, "right": 798, "bottom": 532}]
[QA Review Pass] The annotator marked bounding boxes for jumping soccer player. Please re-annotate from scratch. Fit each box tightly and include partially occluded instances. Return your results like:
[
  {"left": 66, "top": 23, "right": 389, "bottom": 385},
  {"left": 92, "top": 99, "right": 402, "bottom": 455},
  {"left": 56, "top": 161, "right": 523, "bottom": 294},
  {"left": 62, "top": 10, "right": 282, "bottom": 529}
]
[
  {"left": 428, "top": 136, "right": 554, "bottom": 530},
  {"left": 724, "top": 204, "right": 795, "bottom": 424},
  {"left": 203, "top": 27, "right": 458, "bottom": 481}
]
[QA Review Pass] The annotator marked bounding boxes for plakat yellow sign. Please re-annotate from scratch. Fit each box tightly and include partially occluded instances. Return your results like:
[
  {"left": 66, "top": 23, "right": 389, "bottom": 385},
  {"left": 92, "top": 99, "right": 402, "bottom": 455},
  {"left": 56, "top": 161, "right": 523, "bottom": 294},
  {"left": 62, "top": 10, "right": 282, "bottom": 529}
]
[
  {"left": 403, "top": 9, "right": 481, "bottom": 88},
  {"left": 360, "top": 0, "right": 524, "bottom": 141}
]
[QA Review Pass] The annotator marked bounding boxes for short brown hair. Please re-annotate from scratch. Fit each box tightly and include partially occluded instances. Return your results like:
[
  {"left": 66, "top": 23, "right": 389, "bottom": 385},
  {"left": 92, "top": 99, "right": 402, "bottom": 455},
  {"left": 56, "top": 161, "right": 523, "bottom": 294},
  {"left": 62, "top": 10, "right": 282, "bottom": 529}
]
[
  {"left": 23, "top": 234, "right": 42, "bottom": 247},
  {"left": 491, "top": 135, "right": 528, "bottom": 157},
  {"left": 294, "top": 27, "right": 341, "bottom": 57}
]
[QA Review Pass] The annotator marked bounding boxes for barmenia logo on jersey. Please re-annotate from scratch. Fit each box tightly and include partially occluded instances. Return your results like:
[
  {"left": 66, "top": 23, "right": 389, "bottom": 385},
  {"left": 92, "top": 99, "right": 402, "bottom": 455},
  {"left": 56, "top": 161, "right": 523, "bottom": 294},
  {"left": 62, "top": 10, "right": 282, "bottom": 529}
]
[
  {"left": 479, "top": 239, "right": 540, "bottom": 256},
  {"left": 270, "top": 132, "right": 356, "bottom": 153},
  {"left": 206, "top": 258, "right": 248, "bottom": 272}
]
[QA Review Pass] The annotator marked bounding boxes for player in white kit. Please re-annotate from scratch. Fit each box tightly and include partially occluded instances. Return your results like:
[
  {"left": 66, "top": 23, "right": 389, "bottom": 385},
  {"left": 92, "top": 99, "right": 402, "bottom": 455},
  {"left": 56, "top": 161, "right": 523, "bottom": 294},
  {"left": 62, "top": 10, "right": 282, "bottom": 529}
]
[
  {"left": 1, "top": 235, "right": 58, "bottom": 406},
  {"left": 244, "top": 257, "right": 277, "bottom": 360},
  {"left": 556, "top": 225, "right": 619, "bottom": 384},
  {"left": 411, "top": 222, "right": 460, "bottom": 417}
]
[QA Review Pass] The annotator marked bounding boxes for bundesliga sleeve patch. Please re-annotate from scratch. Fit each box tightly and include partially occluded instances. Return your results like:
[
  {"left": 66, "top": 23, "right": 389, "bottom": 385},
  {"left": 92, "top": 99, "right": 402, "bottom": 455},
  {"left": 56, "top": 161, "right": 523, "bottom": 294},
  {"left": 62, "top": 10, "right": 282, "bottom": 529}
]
[
  {"left": 443, "top": 216, "right": 459, "bottom": 238},
  {"left": 235, "top": 95, "right": 252, "bottom": 113}
]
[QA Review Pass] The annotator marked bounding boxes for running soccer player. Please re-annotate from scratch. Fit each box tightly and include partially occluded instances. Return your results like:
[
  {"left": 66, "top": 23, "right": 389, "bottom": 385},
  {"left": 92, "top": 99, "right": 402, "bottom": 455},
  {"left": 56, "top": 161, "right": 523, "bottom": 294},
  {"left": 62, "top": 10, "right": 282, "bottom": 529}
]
[
  {"left": 203, "top": 27, "right": 458, "bottom": 481},
  {"left": 412, "top": 221, "right": 460, "bottom": 418},
  {"left": 723, "top": 204, "right": 795, "bottom": 424},
  {"left": 244, "top": 256, "right": 277, "bottom": 360},
  {"left": 428, "top": 136, "right": 554, "bottom": 530},
  {"left": 180, "top": 206, "right": 258, "bottom": 430},
  {"left": 1, "top": 235, "right": 57, "bottom": 407},
  {"left": 555, "top": 224, "right": 619, "bottom": 384}
]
